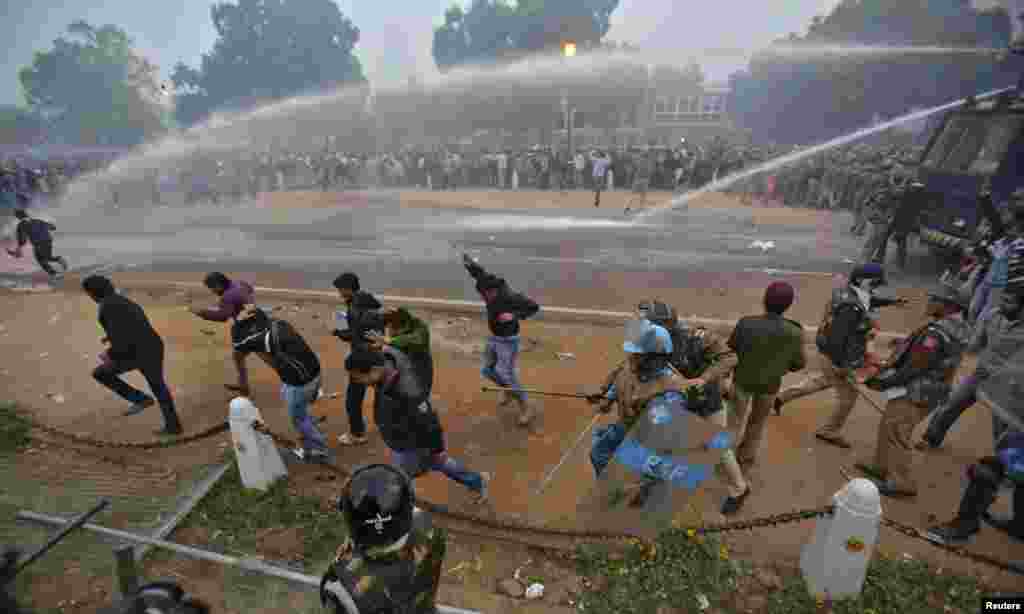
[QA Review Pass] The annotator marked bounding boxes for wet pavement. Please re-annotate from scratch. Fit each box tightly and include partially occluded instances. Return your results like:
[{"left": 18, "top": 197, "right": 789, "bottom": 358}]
[{"left": 1, "top": 191, "right": 942, "bottom": 294}]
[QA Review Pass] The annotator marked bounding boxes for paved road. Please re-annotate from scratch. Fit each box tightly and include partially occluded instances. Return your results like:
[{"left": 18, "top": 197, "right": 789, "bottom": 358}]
[{"left": 1, "top": 192, "right": 941, "bottom": 294}]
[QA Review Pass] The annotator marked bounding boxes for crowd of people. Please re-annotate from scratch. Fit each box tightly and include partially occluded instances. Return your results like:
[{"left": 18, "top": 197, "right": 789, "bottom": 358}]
[
  {"left": 49, "top": 208, "right": 1021, "bottom": 610},
  {"left": 0, "top": 205, "right": 1019, "bottom": 611},
  {"left": 0, "top": 134, "right": 920, "bottom": 215}
]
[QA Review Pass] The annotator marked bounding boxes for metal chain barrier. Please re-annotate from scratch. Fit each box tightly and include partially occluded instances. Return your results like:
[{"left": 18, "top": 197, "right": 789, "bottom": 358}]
[
  {"left": 26, "top": 415, "right": 230, "bottom": 450},
  {"left": 880, "top": 516, "right": 1024, "bottom": 575},
  {"left": 23, "top": 415, "right": 1024, "bottom": 576}
]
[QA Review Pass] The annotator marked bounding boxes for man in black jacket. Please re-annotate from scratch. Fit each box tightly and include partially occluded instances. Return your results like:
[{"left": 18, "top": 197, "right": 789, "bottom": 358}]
[
  {"left": 331, "top": 272, "right": 384, "bottom": 446},
  {"left": 462, "top": 254, "right": 540, "bottom": 426},
  {"left": 83, "top": 275, "right": 182, "bottom": 435},
  {"left": 231, "top": 305, "right": 329, "bottom": 462},
  {"left": 345, "top": 347, "right": 491, "bottom": 504},
  {"left": 7, "top": 209, "right": 68, "bottom": 278}
]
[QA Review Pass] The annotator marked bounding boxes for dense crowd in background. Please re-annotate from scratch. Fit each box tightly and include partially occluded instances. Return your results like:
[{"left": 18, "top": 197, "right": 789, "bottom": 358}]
[{"left": 0, "top": 134, "right": 922, "bottom": 219}]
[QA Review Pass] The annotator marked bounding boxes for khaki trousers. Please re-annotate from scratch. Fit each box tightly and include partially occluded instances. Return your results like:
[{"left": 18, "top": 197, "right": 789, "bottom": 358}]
[
  {"left": 866, "top": 397, "right": 929, "bottom": 493},
  {"left": 730, "top": 385, "right": 777, "bottom": 466},
  {"left": 778, "top": 363, "right": 859, "bottom": 437},
  {"left": 704, "top": 406, "right": 748, "bottom": 498}
]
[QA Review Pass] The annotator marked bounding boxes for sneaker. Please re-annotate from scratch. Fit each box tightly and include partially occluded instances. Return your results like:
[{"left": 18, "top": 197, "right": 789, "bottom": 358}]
[
  {"left": 472, "top": 472, "right": 492, "bottom": 504},
  {"left": 56, "top": 257, "right": 69, "bottom": 272},
  {"left": 721, "top": 486, "right": 751, "bottom": 515},
  {"left": 124, "top": 398, "right": 155, "bottom": 416},
  {"left": 925, "top": 519, "right": 979, "bottom": 545},
  {"left": 516, "top": 402, "right": 535, "bottom": 427},
  {"left": 982, "top": 513, "right": 1024, "bottom": 541},
  {"left": 293, "top": 447, "right": 330, "bottom": 464},
  {"left": 337, "top": 433, "right": 368, "bottom": 446}
]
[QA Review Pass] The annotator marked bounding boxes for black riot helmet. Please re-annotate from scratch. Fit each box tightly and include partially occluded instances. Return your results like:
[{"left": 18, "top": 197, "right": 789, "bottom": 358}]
[{"left": 340, "top": 464, "right": 415, "bottom": 551}]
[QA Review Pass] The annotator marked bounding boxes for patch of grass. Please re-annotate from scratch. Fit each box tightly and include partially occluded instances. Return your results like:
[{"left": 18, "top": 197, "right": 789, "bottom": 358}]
[
  {"left": 179, "top": 463, "right": 346, "bottom": 571},
  {"left": 575, "top": 528, "right": 740, "bottom": 614},
  {"left": 575, "top": 529, "right": 988, "bottom": 614},
  {"left": 0, "top": 402, "right": 31, "bottom": 454},
  {"left": 766, "top": 554, "right": 983, "bottom": 614}
]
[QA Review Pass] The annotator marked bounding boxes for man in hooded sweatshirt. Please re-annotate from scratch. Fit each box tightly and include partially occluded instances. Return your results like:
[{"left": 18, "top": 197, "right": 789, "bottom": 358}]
[
  {"left": 463, "top": 254, "right": 540, "bottom": 426},
  {"left": 332, "top": 272, "right": 384, "bottom": 446},
  {"left": 84, "top": 275, "right": 183, "bottom": 436}
]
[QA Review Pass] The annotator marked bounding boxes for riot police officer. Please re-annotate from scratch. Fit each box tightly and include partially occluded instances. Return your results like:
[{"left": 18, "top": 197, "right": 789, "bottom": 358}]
[{"left": 321, "top": 464, "right": 446, "bottom": 614}]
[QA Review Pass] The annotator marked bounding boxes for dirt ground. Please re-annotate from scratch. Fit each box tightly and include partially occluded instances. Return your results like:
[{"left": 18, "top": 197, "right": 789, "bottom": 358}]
[
  {"left": 3, "top": 190, "right": 1021, "bottom": 611},
  {"left": 3, "top": 280, "right": 1023, "bottom": 612}
]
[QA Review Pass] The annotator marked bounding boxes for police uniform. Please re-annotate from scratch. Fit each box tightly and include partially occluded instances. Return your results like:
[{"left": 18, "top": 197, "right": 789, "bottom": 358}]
[
  {"left": 322, "top": 509, "right": 446, "bottom": 614},
  {"left": 322, "top": 465, "right": 447, "bottom": 614},
  {"left": 590, "top": 318, "right": 748, "bottom": 511},
  {"left": 778, "top": 266, "right": 901, "bottom": 444},
  {"left": 859, "top": 288, "right": 969, "bottom": 497}
]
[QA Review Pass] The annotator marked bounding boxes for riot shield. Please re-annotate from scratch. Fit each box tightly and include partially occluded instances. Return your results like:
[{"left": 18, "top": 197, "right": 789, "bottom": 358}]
[
  {"left": 576, "top": 390, "right": 730, "bottom": 537},
  {"left": 977, "top": 345, "right": 1024, "bottom": 437}
]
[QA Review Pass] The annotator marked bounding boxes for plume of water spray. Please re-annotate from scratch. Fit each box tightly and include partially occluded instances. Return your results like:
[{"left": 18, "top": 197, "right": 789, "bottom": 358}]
[{"left": 633, "top": 86, "right": 1016, "bottom": 222}]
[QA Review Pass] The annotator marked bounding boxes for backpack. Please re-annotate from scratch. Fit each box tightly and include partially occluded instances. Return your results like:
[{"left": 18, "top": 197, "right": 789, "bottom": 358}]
[{"left": 815, "top": 288, "right": 870, "bottom": 368}]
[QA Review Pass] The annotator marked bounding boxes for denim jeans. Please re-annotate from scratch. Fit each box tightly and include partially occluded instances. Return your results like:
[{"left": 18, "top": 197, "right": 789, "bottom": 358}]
[
  {"left": 481, "top": 336, "right": 526, "bottom": 401},
  {"left": 281, "top": 375, "right": 327, "bottom": 452},
  {"left": 391, "top": 449, "right": 483, "bottom": 492},
  {"left": 590, "top": 423, "right": 626, "bottom": 478}
]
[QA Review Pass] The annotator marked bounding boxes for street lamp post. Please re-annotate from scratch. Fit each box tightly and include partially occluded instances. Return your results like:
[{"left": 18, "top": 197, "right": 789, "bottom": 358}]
[{"left": 561, "top": 41, "right": 577, "bottom": 160}]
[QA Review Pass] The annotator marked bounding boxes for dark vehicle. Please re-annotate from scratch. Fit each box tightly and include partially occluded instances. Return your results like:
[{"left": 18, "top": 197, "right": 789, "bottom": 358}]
[{"left": 916, "top": 92, "right": 1024, "bottom": 254}]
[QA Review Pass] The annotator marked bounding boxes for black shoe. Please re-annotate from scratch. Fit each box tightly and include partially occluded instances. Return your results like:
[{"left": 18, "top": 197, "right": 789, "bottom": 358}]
[
  {"left": 773, "top": 398, "right": 783, "bottom": 416},
  {"left": 983, "top": 513, "right": 1024, "bottom": 541},
  {"left": 154, "top": 426, "right": 183, "bottom": 437},
  {"left": 926, "top": 519, "right": 980, "bottom": 545},
  {"left": 124, "top": 398, "right": 155, "bottom": 416},
  {"left": 721, "top": 487, "right": 751, "bottom": 515}
]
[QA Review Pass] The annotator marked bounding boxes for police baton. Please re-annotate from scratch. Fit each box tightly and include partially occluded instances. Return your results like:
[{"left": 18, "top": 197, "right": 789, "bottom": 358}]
[
  {"left": 533, "top": 414, "right": 603, "bottom": 497},
  {"left": 480, "top": 386, "right": 590, "bottom": 400}
]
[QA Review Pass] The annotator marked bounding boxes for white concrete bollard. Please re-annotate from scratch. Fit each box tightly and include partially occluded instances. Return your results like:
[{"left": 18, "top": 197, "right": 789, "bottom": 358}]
[
  {"left": 800, "top": 478, "right": 881, "bottom": 600},
  {"left": 228, "top": 397, "right": 288, "bottom": 491},
  {"left": 607, "top": 170, "right": 614, "bottom": 191},
  {"left": 512, "top": 169, "right": 519, "bottom": 190}
]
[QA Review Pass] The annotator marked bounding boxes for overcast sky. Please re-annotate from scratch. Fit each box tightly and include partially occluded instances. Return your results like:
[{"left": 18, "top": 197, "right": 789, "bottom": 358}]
[{"left": 0, "top": 0, "right": 842, "bottom": 106}]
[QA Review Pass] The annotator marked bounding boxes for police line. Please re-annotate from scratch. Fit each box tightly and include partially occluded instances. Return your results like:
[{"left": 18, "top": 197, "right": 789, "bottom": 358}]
[{"left": 113, "top": 279, "right": 907, "bottom": 346}]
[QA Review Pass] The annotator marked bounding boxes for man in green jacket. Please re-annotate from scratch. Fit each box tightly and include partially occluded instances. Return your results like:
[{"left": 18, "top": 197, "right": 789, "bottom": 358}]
[
  {"left": 727, "top": 282, "right": 807, "bottom": 468},
  {"left": 368, "top": 307, "right": 434, "bottom": 394}
]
